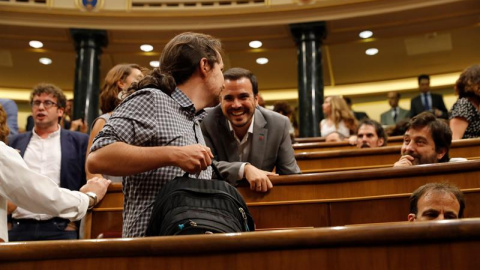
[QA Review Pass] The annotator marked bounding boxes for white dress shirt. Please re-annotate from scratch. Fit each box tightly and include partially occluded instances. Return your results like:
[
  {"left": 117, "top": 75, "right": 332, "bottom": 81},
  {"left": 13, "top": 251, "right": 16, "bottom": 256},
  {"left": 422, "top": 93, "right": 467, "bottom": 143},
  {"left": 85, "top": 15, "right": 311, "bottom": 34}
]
[
  {"left": 13, "top": 126, "right": 62, "bottom": 220},
  {"left": 228, "top": 116, "right": 255, "bottom": 179},
  {"left": 0, "top": 142, "right": 88, "bottom": 242}
]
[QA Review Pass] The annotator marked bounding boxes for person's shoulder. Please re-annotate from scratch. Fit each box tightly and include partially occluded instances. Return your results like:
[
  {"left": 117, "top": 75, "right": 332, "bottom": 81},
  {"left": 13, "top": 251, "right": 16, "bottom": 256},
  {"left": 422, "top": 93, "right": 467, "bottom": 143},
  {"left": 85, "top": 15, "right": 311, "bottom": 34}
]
[
  {"left": 411, "top": 94, "right": 421, "bottom": 100},
  {"left": 455, "top": 97, "right": 470, "bottom": 105},
  {"left": 62, "top": 129, "right": 89, "bottom": 141},
  {"left": 259, "top": 106, "right": 289, "bottom": 122},
  {"left": 203, "top": 105, "right": 223, "bottom": 121},
  {"left": 431, "top": 92, "right": 444, "bottom": 97},
  {"left": 8, "top": 132, "right": 30, "bottom": 145}
]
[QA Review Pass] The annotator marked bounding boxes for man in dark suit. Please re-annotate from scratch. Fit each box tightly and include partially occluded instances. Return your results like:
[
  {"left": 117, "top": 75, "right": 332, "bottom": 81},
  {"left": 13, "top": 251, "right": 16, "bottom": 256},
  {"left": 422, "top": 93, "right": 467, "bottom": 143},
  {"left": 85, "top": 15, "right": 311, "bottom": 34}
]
[
  {"left": 201, "top": 68, "right": 300, "bottom": 193},
  {"left": 409, "top": 74, "right": 448, "bottom": 119},
  {"left": 8, "top": 83, "right": 90, "bottom": 241},
  {"left": 344, "top": 96, "right": 369, "bottom": 121}
]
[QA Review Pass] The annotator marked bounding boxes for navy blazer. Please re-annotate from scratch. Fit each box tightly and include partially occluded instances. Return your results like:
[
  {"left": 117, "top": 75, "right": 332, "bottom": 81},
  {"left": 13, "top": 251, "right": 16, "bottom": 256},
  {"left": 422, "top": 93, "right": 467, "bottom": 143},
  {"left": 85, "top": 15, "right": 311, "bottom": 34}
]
[{"left": 8, "top": 129, "right": 89, "bottom": 191}]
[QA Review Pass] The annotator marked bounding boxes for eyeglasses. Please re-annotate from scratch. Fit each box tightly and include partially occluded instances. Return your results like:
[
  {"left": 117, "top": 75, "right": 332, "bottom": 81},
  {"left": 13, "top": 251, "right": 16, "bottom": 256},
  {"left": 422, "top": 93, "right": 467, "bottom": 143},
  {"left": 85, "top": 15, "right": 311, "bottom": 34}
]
[{"left": 31, "top": 100, "right": 58, "bottom": 109}]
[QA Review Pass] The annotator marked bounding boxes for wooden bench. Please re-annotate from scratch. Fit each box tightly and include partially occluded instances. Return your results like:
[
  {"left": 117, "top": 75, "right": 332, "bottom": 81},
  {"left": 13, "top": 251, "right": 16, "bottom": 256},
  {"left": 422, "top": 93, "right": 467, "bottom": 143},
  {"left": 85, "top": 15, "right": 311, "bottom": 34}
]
[
  {"left": 3, "top": 219, "right": 480, "bottom": 270},
  {"left": 83, "top": 160, "right": 480, "bottom": 238},
  {"left": 293, "top": 135, "right": 403, "bottom": 153},
  {"left": 295, "top": 138, "right": 480, "bottom": 173}
]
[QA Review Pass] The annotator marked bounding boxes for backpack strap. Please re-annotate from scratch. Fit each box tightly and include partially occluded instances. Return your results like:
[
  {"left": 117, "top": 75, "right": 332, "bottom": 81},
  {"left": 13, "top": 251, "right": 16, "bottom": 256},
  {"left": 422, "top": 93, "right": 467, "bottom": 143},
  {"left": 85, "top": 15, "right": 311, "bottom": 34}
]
[{"left": 182, "top": 161, "right": 224, "bottom": 181}]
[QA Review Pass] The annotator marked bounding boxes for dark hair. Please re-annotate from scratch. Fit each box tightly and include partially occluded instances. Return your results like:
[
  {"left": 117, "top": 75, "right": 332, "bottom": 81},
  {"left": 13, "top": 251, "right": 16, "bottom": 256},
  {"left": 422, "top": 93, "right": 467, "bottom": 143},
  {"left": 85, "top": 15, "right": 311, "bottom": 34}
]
[
  {"left": 357, "top": 119, "right": 388, "bottom": 146},
  {"left": 343, "top": 96, "right": 352, "bottom": 106},
  {"left": 30, "top": 83, "right": 67, "bottom": 109},
  {"left": 455, "top": 64, "right": 480, "bottom": 98},
  {"left": 223, "top": 67, "right": 259, "bottom": 96},
  {"left": 134, "top": 32, "right": 223, "bottom": 95},
  {"left": 389, "top": 119, "right": 410, "bottom": 136},
  {"left": 100, "top": 63, "right": 143, "bottom": 113},
  {"left": 418, "top": 74, "right": 430, "bottom": 83},
  {"left": 0, "top": 104, "right": 9, "bottom": 143},
  {"left": 389, "top": 91, "right": 401, "bottom": 99},
  {"left": 409, "top": 182, "right": 465, "bottom": 218},
  {"left": 406, "top": 112, "right": 452, "bottom": 162},
  {"left": 273, "top": 102, "right": 293, "bottom": 116}
]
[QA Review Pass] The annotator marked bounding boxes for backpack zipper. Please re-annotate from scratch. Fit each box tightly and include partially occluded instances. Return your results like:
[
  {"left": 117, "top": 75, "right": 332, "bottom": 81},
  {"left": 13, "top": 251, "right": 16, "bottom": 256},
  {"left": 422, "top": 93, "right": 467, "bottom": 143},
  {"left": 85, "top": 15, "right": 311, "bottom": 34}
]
[{"left": 239, "top": 207, "right": 250, "bottom": 231}]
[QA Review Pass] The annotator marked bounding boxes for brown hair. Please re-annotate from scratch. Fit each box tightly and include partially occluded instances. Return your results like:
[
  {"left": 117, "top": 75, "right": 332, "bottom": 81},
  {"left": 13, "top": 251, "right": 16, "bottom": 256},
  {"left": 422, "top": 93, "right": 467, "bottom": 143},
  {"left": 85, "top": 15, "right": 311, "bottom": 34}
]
[
  {"left": 326, "top": 96, "right": 358, "bottom": 132},
  {"left": 410, "top": 182, "right": 465, "bottom": 218},
  {"left": 30, "top": 83, "right": 66, "bottom": 109},
  {"left": 100, "top": 63, "right": 143, "bottom": 114},
  {"left": 0, "top": 104, "right": 9, "bottom": 143},
  {"left": 455, "top": 64, "right": 480, "bottom": 98},
  {"left": 224, "top": 68, "right": 258, "bottom": 96},
  {"left": 133, "top": 32, "right": 223, "bottom": 95},
  {"left": 406, "top": 112, "right": 452, "bottom": 162},
  {"left": 357, "top": 119, "right": 388, "bottom": 146}
]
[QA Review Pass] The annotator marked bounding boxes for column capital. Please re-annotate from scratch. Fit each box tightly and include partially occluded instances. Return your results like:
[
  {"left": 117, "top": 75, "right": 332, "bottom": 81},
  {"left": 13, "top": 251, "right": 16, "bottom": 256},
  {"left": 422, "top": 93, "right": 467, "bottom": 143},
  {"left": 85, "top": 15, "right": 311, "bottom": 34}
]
[{"left": 289, "top": 21, "right": 327, "bottom": 43}]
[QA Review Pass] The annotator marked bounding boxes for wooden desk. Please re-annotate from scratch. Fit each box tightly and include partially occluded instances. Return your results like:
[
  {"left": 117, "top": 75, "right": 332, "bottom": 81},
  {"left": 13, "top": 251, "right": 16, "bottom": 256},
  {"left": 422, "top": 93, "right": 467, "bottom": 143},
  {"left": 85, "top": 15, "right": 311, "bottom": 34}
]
[
  {"left": 84, "top": 160, "right": 480, "bottom": 238},
  {"left": 294, "top": 135, "right": 404, "bottom": 144},
  {"left": 2, "top": 219, "right": 480, "bottom": 270},
  {"left": 293, "top": 135, "right": 403, "bottom": 153},
  {"left": 295, "top": 138, "right": 480, "bottom": 173}
]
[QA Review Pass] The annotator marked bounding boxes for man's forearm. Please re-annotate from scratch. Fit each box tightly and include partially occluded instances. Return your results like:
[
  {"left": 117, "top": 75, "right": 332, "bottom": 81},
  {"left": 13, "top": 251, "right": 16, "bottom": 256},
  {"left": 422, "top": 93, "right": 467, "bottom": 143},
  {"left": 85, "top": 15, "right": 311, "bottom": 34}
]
[{"left": 87, "top": 142, "right": 178, "bottom": 176}]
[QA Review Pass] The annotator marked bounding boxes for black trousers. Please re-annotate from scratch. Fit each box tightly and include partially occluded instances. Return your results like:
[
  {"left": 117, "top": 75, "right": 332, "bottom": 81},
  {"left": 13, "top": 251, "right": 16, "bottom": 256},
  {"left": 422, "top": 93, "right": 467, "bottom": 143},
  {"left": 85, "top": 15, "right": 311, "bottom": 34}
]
[{"left": 8, "top": 218, "right": 78, "bottom": 241}]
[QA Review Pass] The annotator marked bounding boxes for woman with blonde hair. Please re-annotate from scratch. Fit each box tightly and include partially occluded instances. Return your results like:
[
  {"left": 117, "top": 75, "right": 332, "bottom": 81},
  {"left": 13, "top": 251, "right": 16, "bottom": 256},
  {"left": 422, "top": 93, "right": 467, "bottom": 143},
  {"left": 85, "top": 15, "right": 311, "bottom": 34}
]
[
  {"left": 0, "top": 105, "right": 10, "bottom": 143},
  {"left": 450, "top": 64, "right": 480, "bottom": 139},
  {"left": 86, "top": 63, "right": 145, "bottom": 181},
  {"left": 320, "top": 96, "right": 358, "bottom": 141}
]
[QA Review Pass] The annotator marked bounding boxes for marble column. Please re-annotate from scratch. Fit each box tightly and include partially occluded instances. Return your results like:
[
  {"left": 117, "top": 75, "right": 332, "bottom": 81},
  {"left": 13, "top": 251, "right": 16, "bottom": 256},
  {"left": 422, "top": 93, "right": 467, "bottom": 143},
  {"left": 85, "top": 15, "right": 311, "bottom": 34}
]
[
  {"left": 70, "top": 29, "right": 108, "bottom": 133},
  {"left": 290, "top": 22, "right": 326, "bottom": 137}
]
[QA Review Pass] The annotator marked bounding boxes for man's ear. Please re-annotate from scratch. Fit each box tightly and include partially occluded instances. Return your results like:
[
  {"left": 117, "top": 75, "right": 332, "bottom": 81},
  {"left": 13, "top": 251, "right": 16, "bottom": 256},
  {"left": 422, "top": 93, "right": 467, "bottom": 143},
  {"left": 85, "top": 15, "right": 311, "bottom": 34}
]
[
  {"left": 57, "top": 107, "right": 65, "bottom": 118},
  {"left": 377, "top": 138, "right": 385, "bottom": 147},
  {"left": 199, "top": 58, "right": 210, "bottom": 77},
  {"left": 436, "top": 147, "right": 447, "bottom": 161},
  {"left": 117, "top": 80, "right": 126, "bottom": 90},
  {"left": 407, "top": 213, "right": 416, "bottom": 222}
]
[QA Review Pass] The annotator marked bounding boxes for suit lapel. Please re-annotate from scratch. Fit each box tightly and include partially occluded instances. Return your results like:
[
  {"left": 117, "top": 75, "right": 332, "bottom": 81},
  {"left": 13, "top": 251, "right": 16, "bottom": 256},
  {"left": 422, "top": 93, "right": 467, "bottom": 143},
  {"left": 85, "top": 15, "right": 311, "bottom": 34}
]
[
  {"left": 250, "top": 109, "right": 267, "bottom": 168},
  {"left": 59, "top": 129, "right": 68, "bottom": 188},
  {"left": 17, "top": 132, "right": 33, "bottom": 157}
]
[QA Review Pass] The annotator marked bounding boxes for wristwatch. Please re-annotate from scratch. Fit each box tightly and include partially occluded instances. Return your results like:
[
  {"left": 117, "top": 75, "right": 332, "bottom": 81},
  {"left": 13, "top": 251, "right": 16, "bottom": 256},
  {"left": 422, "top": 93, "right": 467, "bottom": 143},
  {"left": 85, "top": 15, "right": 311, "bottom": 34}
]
[{"left": 85, "top": 192, "right": 98, "bottom": 210}]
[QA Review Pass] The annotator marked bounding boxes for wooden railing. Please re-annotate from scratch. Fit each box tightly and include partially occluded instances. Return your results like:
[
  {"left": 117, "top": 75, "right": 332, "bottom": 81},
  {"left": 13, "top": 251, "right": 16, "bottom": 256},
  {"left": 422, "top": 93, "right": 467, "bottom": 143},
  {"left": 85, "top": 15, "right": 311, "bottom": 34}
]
[
  {"left": 2, "top": 219, "right": 480, "bottom": 270},
  {"left": 83, "top": 160, "right": 480, "bottom": 239},
  {"left": 295, "top": 138, "right": 480, "bottom": 173},
  {"left": 293, "top": 135, "right": 404, "bottom": 153}
]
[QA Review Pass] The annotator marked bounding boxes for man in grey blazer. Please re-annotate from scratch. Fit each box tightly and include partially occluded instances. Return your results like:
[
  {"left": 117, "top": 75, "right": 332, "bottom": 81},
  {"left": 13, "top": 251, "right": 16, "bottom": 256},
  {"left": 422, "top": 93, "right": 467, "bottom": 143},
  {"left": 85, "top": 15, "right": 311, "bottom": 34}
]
[
  {"left": 201, "top": 68, "right": 300, "bottom": 192},
  {"left": 380, "top": 91, "right": 410, "bottom": 125}
]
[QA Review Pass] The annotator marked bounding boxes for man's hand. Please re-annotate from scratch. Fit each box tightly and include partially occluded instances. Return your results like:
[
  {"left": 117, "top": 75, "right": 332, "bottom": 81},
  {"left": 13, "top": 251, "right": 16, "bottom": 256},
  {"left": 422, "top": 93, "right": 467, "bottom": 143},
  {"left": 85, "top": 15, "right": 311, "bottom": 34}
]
[
  {"left": 80, "top": 177, "right": 112, "bottom": 203},
  {"left": 348, "top": 135, "right": 358, "bottom": 145},
  {"left": 393, "top": 155, "right": 414, "bottom": 167},
  {"left": 174, "top": 144, "right": 213, "bottom": 174},
  {"left": 244, "top": 164, "right": 276, "bottom": 192},
  {"left": 433, "top": 108, "right": 443, "bottom": 118},
  {"left": 70, "top": 119, "right": 88, "bottom": 133},
  {"left": 7, "top": 201, "right": 17, "bottom": 215}
]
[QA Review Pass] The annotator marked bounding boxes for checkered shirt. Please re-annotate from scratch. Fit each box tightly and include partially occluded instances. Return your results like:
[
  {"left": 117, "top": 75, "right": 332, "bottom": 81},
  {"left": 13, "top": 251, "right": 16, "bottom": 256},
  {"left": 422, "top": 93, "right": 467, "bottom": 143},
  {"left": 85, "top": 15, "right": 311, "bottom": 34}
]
[{"left": 91, "top": 87, "right": 212, "bottom": 237}]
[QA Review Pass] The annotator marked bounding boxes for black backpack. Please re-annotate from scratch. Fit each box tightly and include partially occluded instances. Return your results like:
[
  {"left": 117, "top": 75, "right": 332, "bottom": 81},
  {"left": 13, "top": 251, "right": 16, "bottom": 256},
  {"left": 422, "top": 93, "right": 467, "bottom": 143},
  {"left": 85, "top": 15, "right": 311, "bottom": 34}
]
[{"left": 145, "top": 166, "right": 255, "bottom": 236}]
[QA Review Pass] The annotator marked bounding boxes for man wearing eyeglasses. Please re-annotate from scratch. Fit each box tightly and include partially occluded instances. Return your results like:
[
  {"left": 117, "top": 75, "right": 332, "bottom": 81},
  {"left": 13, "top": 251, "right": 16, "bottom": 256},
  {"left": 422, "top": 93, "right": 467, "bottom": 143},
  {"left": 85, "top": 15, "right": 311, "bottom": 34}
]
[{"left": 7, "top": 83, "right": 90, "bottom": 241}]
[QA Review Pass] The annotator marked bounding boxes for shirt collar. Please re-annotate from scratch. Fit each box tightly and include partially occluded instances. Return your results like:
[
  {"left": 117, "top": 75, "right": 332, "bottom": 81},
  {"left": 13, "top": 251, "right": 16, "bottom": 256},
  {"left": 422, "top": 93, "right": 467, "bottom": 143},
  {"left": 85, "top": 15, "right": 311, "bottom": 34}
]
[
  {"left": 32, "top": 124, "right": 61, "bottom": 139},
  {"left": 228, "top": 115, "right": 255, "bottom": 135},
  {"left": 171, "top": 88, "right": 207, "bottom": 120}
]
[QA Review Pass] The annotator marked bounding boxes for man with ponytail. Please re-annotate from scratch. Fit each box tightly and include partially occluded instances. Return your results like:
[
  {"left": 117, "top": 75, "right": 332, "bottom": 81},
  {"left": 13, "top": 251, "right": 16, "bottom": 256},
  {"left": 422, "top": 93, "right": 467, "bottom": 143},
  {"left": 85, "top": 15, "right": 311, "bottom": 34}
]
[{"left": 87, "top": 32, "right": 225, "bottom": 238}]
